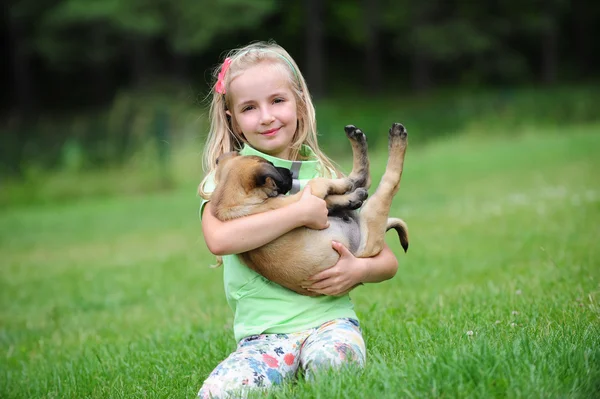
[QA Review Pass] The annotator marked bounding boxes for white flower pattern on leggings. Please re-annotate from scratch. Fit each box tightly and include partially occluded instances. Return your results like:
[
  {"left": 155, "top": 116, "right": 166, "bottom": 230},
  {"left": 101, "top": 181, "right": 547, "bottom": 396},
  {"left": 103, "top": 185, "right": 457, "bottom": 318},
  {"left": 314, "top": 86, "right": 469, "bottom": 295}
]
[{"left": 198, "top": 318, "right": 365, "bottom": 398}]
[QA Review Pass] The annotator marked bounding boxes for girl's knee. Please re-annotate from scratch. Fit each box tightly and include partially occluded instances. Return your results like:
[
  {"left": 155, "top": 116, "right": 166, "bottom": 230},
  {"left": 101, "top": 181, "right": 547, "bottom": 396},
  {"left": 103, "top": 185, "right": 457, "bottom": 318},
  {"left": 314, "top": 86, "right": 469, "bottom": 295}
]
[
  {"left": 197, "top": 365, "right": 260, "bottom": 399},
  {"left": 198, "top": 379, "right": 257, "bottom": 399},
  {"left": 198, "top": 378, "right": 232, "bottom": 399},
  {"left": 198, "top": 358, "right": 290, "bottom": 398},
  {"left": 303, "top": 341, "right": 365, "bottom": 378},
  {"left": 197, "top": 381, "right": 221, "bottom": 399}
]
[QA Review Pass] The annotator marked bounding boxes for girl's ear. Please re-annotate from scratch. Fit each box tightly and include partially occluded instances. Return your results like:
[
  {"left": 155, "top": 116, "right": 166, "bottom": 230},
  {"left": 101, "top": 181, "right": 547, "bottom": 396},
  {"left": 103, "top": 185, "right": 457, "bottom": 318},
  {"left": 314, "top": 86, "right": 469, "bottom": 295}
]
[
  {"left": 225, "top": 109, "right": 235, "bottom": 130},
  {"left": 226, "top": 111, "right": 245, "bottom": 139}
]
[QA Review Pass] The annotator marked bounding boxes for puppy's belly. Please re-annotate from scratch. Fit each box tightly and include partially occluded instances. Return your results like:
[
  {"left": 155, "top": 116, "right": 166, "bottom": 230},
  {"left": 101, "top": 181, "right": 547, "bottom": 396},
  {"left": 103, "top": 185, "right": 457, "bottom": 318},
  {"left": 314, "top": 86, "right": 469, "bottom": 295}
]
[
  {"left": 288, "top": 213, "right": 360, "bottom": 275},
  {"left": 327, "top": 211, "right": 361, "bottom": 254},
  {"left": 244, "top": 215, "right": 361, "bottom": 294}
]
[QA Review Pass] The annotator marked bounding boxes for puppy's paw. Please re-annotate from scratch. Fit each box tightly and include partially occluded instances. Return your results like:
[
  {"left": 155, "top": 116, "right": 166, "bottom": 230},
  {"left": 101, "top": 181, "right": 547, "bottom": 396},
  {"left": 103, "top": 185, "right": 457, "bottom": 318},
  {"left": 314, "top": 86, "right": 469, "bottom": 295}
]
[
  {"left": 389, "top": 123, "right": 407, "bottom": 139},
  {"left": 344, "top": 125, "right": 367, "bottom": 143},
  {"left": 339, "top": 180, "right": 355, "bottom": 195},
  {"left": 347, "top": 199, "right": 363, "bottom": 210},
  {"left": 355, "top": 187, "right": 368, "bottom": 201},
  {"left": 346, "top": 188, "right": 368, "bottom": 209}
]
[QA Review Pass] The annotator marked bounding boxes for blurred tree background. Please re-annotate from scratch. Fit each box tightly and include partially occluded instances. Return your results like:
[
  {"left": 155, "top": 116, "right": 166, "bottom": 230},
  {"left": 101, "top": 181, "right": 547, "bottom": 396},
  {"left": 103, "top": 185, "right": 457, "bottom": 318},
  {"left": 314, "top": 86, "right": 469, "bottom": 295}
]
[{"left": 1, "top": 0, "right": 599, "bottom": 202}]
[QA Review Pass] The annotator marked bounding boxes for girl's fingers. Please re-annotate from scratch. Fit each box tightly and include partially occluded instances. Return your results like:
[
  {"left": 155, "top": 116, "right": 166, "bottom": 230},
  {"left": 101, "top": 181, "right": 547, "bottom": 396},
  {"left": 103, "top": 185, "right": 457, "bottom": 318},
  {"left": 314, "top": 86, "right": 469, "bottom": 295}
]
[
  {"left": 332, "top": 240, "right": 351, "bottom": 256},
  {"left": 303, "top": 279, "right": 332, "bottom": 290},
  {"left": 305, "top": 270, "right": 329, "bottom": 282}
]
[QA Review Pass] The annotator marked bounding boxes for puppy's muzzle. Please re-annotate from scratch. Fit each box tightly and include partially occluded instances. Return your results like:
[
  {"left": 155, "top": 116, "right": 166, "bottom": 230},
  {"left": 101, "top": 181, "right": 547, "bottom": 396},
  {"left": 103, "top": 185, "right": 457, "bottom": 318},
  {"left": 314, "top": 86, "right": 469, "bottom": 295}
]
[{"left": 275, "top": 167, "right": 293, "bottom": 194}]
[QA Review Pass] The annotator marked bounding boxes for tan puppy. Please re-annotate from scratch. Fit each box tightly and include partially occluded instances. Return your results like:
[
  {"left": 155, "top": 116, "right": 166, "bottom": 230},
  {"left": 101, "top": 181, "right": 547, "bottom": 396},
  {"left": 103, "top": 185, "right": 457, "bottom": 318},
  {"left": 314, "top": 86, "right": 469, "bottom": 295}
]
[{"left": 210, "top": 123, "right": 409, "bottom": 296}]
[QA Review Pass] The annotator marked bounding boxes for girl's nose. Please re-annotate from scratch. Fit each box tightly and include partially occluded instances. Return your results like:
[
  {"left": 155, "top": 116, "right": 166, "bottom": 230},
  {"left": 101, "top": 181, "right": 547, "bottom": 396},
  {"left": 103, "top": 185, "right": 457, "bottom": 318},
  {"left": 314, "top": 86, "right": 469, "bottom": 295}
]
[{"left": 260, "top": 108, "right": 275, "bottom": 124}]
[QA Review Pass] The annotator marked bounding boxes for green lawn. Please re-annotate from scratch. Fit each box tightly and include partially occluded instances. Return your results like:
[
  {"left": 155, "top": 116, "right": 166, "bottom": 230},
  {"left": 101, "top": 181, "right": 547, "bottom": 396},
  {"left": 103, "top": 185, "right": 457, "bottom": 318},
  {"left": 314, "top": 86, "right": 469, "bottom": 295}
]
[{"left": 1, "top": 124, "right": 599, "bottom": 398}]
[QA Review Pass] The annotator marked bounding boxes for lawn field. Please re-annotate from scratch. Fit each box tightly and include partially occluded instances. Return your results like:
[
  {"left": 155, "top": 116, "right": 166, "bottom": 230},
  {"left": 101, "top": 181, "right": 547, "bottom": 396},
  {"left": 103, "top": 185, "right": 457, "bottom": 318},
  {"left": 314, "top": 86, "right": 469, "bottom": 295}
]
[{"left": 1, "top": 124, "right": 599, "bottom": 398}]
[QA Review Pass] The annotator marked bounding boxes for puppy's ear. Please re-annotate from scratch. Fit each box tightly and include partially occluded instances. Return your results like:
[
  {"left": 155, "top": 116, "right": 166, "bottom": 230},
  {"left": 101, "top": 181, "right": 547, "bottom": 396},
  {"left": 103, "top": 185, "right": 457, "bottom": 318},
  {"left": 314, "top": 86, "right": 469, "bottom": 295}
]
[
  {"left": 255, "top": 164, "right": 292, "bottom": 197},
  {"left": 216, "top": 151, "right": 239, "bottom": 166},
  {"left": 255, "top": 166, "right": 280, "bottom": 188}
]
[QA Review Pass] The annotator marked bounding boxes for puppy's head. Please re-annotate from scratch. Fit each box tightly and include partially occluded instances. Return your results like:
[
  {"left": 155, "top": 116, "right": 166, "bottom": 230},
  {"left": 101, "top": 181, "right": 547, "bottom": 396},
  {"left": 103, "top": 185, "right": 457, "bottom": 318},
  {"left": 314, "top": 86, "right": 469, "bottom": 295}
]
[{"left": 215, "top": 152, "right": 293, "bottom": 198}]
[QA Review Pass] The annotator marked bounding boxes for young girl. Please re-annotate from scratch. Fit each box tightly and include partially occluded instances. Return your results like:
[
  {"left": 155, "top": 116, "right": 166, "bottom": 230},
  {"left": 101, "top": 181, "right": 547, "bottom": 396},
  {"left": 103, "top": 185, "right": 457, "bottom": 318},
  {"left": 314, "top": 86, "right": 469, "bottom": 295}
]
[{"left": 198, "top": 41, "right": 398, "bottom": 398}]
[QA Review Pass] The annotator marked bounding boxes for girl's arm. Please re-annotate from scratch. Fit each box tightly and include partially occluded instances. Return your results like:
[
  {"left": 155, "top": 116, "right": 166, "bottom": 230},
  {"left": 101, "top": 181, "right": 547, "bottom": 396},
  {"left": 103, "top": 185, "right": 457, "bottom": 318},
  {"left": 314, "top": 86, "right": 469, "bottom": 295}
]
[
  {"left": 202, "top": 185, "right": 330, "bottom": 256},
  {"left": 302, "top": 242, "right": 399, "bottom": 296}
]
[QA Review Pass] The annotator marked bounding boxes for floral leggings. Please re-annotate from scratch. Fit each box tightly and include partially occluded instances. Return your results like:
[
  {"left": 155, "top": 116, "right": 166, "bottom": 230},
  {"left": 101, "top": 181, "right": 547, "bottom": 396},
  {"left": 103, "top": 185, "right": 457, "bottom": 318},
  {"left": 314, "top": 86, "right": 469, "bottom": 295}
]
[{"left": 198, "top": 318, "right": 366, "bottom": 398}]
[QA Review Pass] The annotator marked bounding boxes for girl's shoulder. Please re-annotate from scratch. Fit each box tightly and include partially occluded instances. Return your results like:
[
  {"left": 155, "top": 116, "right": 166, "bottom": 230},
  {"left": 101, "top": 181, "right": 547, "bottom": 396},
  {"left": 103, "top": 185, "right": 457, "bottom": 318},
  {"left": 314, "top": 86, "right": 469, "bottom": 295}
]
[
  {"left": 200, "top": 171, "right": 217, "bottom": 195},
  {"left": 198, "top": 171, "right": 216, "bottom": 219}
]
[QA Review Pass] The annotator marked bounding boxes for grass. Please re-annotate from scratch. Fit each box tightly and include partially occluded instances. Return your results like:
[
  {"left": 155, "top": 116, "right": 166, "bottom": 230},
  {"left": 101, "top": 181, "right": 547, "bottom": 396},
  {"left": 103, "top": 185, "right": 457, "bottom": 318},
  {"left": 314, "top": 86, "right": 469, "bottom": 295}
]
[{"left": 1, "top": 122, "right": 599, "bottom": 398}]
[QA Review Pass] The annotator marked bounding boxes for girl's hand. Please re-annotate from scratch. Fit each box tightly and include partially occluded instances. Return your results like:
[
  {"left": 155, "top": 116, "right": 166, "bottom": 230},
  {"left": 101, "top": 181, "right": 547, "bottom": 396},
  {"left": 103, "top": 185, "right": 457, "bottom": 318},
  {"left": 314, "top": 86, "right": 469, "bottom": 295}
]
[
  {"left": 302, "top": 241, "right": 365, "bottom": 296},
  {"left": 295, "top": 185, "right": 330, "bottom": 230}
]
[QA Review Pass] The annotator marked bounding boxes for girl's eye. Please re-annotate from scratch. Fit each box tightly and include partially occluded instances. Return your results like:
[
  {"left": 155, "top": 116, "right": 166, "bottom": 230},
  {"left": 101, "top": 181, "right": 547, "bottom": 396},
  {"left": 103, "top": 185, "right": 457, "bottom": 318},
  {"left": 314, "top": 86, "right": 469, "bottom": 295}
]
[
  {"left": 273, "top": 98, "right": 284, "bottom": 104},
  {"left": 241, "top": 105, "right": 254, "bottom": 112}
]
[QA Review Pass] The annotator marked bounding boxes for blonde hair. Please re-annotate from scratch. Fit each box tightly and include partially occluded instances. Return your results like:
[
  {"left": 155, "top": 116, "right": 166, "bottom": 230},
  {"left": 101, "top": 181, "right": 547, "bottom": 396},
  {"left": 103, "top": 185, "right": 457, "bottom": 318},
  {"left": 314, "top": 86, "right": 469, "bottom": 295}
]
[{"left": 199, "top": 41, "right": 340, "bottom": 199}]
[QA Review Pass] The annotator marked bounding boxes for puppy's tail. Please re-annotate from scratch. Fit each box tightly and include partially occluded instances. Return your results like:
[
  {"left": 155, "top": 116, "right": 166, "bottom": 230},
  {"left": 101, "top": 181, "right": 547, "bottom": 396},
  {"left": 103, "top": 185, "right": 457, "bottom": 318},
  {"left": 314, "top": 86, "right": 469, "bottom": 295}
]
[{"left": 386, "top": 218, "right": 409, "bottom": 253}]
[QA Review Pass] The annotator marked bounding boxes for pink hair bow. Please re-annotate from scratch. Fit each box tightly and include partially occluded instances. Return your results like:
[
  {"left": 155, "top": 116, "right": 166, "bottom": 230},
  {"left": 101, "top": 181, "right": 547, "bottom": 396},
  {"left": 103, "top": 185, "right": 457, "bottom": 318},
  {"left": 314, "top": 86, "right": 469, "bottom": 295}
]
[{"left": 215, "top": 57, "right": 232, "bottom": 94}]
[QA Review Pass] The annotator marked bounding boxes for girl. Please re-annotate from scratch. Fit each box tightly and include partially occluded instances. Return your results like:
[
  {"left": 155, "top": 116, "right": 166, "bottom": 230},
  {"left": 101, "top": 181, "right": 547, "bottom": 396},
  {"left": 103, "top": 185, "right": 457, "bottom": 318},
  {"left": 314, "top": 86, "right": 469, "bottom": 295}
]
[{"left": 198, "top": 41, "right": 398, "bottom": 398}]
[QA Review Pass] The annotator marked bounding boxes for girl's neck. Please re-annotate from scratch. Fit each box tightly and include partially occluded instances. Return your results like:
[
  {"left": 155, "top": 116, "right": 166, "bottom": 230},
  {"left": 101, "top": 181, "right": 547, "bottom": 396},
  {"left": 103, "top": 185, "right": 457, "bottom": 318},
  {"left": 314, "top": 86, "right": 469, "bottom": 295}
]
[{"left": 241, "top": 143, "right": 317, "bottom": 165}]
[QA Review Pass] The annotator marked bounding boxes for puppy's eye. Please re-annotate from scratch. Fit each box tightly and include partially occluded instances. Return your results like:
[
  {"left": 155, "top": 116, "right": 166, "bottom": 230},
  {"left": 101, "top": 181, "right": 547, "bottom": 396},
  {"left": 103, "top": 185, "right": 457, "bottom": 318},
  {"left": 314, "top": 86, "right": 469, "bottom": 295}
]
[{"left": 256, "top": 174, "right": 269, "bottom": 186}]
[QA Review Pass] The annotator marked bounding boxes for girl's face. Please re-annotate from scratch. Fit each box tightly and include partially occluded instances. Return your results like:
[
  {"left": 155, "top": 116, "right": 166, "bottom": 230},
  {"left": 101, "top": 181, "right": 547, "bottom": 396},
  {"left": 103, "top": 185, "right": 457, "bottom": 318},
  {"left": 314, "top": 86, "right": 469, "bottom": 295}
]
[{"left": 227, "top": 62, "right": 298, "bottom": 160}]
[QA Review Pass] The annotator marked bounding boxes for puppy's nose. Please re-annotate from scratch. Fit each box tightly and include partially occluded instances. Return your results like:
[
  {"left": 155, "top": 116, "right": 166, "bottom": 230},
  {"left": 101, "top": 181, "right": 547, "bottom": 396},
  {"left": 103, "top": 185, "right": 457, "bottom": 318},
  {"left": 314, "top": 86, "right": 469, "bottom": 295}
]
[{"left": 277, "top": 167, "right": 292, "bottom": 178}]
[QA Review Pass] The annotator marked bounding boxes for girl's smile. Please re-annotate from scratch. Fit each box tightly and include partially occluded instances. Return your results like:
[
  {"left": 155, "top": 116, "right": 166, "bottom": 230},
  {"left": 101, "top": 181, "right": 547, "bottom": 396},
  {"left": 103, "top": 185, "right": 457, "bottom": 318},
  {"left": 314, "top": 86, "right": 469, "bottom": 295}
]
[
  {"left": 227, "top": 62, "right": 298, "bottom": 159},
  {"left": 261, "top": 127, "right": 280, "bottom": 136}
]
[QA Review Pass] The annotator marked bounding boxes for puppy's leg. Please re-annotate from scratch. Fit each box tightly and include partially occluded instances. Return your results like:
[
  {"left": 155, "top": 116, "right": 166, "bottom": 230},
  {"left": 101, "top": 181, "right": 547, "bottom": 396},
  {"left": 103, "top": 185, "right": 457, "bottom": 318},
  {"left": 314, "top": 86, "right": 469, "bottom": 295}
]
[
  {"left": 248, "top": 177, "right": 355, "bottom": 216},
  {"left": 344, "top": 125, "right": 371, "bottom": 190},
  {"left": 309, "top": 125, "right": 370, "bottom": 203},
  {"left": 297, "top": 179, "right": 367, "bottom": 213},
  {"left": 326, "top": 188, "right": 368, "bottom": 211},
  {"left": 356, "top": 123, "right": 408, "bottom": 257},
  {"left": 313, "top": 125, "right": 371, "bottom": 210},
  {"left": 250, "top": 125, "right": 372, "bottom": 213},
  {"left": 306, "top": 177, "right": 354, "bottom": 199}
]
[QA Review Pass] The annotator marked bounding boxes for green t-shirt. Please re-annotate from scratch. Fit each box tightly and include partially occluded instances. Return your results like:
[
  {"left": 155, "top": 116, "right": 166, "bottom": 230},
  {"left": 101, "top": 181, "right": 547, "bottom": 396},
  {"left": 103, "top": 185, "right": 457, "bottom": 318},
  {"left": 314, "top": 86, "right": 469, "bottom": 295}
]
[{"left": 200, "top": 144, "right": 357, "bottom": 342}]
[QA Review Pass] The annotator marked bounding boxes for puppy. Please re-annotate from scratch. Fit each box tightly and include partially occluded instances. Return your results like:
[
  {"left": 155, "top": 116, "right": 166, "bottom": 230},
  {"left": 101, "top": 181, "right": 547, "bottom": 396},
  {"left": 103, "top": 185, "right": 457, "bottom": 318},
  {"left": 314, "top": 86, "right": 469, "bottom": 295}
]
[{"left": 210, "top": 123, "right": 409, "bottom": 296}]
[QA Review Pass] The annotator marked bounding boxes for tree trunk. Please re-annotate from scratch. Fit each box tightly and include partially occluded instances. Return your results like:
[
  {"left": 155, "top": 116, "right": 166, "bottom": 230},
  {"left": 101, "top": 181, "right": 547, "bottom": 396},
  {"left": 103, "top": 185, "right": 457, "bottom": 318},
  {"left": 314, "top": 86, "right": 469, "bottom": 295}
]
[
  {"left": 572, "top": 0, "right": 590, "bottom": 78},
  {"left": 7, "top": 9, "right": 36, "bottom": 176},
  {"left": 410, "top": 5, "right": 434, "bottom": 93},
  {"left": 8, "top": 13, "right": 35, "bottom": 118},
  {"left": 541, "top": 13, "right": 558, "bottom": 85},
  {"left": 129, "top": 35, "right": 152, "bottom": 88},
  {"left": 90, "top": 24, "right": 111, "bottom": 104},
  {"left": 305, "top": 0, "right": 325, "bottom": 98},
  {"left": 363, "top": 0, "right": 382, "bottom": 94},
  {"left": 171, "top": 51, "right": 189, "bottom": 84},
  {"left": 412, "top": 48, "right": 432, "bottom": 93}
]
